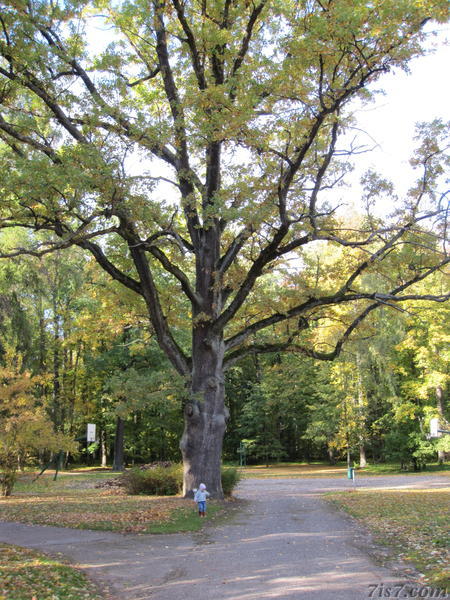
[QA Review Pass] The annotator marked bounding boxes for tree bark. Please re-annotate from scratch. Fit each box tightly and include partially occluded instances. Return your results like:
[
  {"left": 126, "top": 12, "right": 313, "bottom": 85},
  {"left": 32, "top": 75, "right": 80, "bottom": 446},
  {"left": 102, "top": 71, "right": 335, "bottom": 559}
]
[{"left": 180, "top": 327, "right": 228, "bottom": 498}]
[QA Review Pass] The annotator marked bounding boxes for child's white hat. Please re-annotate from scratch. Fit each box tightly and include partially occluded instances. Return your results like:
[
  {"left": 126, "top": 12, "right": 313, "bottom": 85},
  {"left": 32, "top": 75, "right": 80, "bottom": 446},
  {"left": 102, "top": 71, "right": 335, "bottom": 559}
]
[{"left": 199, "top": 483, "right": 206, "bottom": 490}]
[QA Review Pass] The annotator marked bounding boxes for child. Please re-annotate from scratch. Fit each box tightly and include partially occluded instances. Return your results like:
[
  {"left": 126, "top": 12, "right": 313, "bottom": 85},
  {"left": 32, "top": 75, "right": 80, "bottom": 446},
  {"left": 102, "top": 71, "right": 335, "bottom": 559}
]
[{"left": 193, "top": 483, "right": 210, "bottom": 517}]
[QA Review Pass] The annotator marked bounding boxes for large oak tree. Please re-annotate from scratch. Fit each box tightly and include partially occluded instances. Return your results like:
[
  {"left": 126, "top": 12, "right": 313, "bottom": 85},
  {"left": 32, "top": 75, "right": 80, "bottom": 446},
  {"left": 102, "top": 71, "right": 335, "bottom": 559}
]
[{"left": 0, "top": 0, "right": 448, "bottom": 496}]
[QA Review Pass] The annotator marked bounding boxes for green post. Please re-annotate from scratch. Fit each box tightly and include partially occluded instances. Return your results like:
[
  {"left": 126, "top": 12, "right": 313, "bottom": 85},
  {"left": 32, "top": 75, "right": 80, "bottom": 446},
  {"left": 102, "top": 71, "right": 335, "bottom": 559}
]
[{"left": 237, "top": 442, "right": 247, "bottom": 467}]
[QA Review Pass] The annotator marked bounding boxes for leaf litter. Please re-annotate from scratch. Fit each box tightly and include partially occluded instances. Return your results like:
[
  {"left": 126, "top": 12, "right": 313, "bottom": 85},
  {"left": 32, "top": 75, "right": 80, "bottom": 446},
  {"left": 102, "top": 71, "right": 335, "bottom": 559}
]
[{"left": 327, "top": 487, "right": 450, "bottom": 588}]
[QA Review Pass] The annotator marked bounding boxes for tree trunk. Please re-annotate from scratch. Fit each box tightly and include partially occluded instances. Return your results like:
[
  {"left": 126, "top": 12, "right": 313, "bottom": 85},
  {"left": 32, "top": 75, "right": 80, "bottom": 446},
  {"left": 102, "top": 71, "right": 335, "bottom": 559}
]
[
  {"left": 1, "top": 455, "right": 17, "bottom": 497},
  {"left": 436, "top": 385, "right": 446, "bottom": 465},
  {"left": 356, "top": 353, "right": 367, "bottom": 469},
  {"left": 180, "top": 328, "right": 228, "bottom": 498},
  {"left": 38, "top": 296, "right": 46, "bottom": 373},
  {"left": 359, "top": 444, "right": 367, "bottom": 468},
  {"left": 52, "top": 310, "right": 61, "bottom": 430},
  {"left": 112, "top": 416, "right": 125, "bottom": 471},
  {"left": 327, "top": 446, "right": 336, "bottom": 465},
  {"left": 100, "top": 428, "right": 108, "bottom": 468}
]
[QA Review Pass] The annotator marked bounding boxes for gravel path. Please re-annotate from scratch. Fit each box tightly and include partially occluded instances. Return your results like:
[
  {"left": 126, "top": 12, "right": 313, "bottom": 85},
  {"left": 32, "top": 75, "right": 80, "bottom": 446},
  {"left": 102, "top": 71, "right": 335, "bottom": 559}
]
[{"left": 0, "top": 474, "right": 448, "bottom": 600}]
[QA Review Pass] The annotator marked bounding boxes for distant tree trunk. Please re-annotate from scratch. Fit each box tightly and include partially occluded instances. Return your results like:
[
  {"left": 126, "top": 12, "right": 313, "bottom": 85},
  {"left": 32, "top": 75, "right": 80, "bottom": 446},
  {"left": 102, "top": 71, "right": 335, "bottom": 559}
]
[
  {"left": 38, "top": 296, "right": 47, "bottom": 373},
  {"left": 0, "top": 458, "right": 16, "bottom": 497},
  {"left": 52, "top": 321, "right": 61, "bottom": 425},
  {"left": 100, "top": 428, "right": 108, "bottom": 468},
  {"left": 357, "top": 353, "right": 367, "bottom": 468},
  {"left": 67, "top": 344, "right": 81, "bottom": 439},
  {"left": 112, "top": 416, "right": 125, "bottom": 471},
  {"left": 17, "top": 452, "right": 25, "bottom": 472},
  {"left": 327, "top": 446, "right": 336, "bottom": 465},
  {"left": 436, "top": 386, "right": 446, "bottom": 465},
  {"left": 359, "top": 444, "right": 367, "bottom": 468}
]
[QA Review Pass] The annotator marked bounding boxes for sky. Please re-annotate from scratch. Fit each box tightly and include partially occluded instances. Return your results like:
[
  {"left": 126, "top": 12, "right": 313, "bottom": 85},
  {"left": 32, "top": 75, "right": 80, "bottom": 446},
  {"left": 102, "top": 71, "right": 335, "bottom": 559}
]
[{"left": 343, "top": 24, "right": 450, "bottom": 208}]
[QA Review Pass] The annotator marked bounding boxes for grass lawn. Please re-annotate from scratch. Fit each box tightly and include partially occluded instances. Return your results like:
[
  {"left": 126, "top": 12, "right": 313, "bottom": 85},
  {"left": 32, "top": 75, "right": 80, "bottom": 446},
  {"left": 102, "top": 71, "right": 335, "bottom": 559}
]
[
  {"left": 0, "top": 471, "right": 225, "bottom": 534},
  {"left": 241, "top": 462, "right": 348, "bottom": 478},
  {"left": 0, "top": 543, "right": 103, "bottom": 600},
  {"left": 240, "top": 461, "right": 450, "bottom": 478},
  {"left": 326, "top": 487, "right": 450, "bottom": 588},
  {"left": 357, "top": 463, "right": 450, "bottom": 476}
]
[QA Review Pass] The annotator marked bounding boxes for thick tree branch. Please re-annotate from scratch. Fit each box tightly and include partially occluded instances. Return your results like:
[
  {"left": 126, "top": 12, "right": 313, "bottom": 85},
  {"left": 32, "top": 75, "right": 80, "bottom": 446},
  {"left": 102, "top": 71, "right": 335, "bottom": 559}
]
[
  {"left": 145, "top": 229, "right": 195, "bottom": 253},
  {"left": 0, "top": 222, "right": 145, "bottom": 297},
  {"left": 213, "top": 224, "right": 290, "bottom": 332},
  {"left": 171, "top": 0, "right": 207, "bottom": 90},
  {"left": 218, "top": 226, "right": 254, "bottom": 275},
  {"left": 0, "top": 64, "right": 87, "bottom": 143},
  {"left": 277, "top": 48, "right": 395, "bottom": 201},
  {"left": 230, "top": 1, "right": 267, "bottom": 82},
  {"left": 129, "top": 243, "right": 191, "bottom": 377},
  {"left": 3, "top": 19, "right": 193, "bottom": 186},
  {"left": 127, "top": 67, "right": 161, "bottom": 87},
  {"left": 225, "top": 288, "right": 449, "bottom": 368},
  {"left": 224, "top": 341, "right": 317, "bottom": 370},
  {"left": 224, "top": 256, "right": 450, "bottom": 353},
  {"left": 105, "top": 198, "right": 191, "bottom": 375},
  {"left": 69, "top": 115, "right": 179, "bottom": 170},
  {"left": 0, "top": 114, "right": 62, "bottom": 163},
  {"left": 140, "top": 243, "right": 201, "bottom": 308},
  {"left": 78, "top": 239, "right": 143, "bottom": 296},
  {"left": 215, "top": 228, "right": 310, "bottom": 331},
  {"left": 59, "top": 56, "right": 182, "bottom": 172},
  {"left": 153, "top": 0, "right": 201, "bottom": 248},
  {"left": 274, "top": 234, "right": 311, "bottom": 257},
  {"left": 215, "top": 64, "right": 393, "bottom": 332},
  {"left": 336, "top": 225, "right": 414, "bottom": 296},
  {"left": 308, "top": 120, "right": 339, "bottom": 232},
  {"left": 315, "top": 210, "right": 446, "bottom": 250},
  {"left": 0, "top": 131, "right": 25, "bottom": 157}
]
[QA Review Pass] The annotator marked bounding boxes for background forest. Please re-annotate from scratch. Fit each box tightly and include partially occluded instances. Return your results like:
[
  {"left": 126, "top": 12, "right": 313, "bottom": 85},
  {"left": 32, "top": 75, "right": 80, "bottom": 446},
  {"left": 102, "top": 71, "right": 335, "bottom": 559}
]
[{"left": 1, "top": 229, "right": 448, "bottom": 472}]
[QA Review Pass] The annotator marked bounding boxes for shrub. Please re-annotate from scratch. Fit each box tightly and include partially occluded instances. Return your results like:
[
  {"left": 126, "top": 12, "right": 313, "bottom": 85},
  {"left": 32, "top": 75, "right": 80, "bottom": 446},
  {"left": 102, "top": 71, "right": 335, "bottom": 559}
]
[
  {"left": 121, "top": 464, "right": 241, "bottom": 497},
  {"left": 121, "top": 464, "right": 182, "bottom": 495},
  {"left": 221, "top": 467, "right": 241, "bottom": 497}
]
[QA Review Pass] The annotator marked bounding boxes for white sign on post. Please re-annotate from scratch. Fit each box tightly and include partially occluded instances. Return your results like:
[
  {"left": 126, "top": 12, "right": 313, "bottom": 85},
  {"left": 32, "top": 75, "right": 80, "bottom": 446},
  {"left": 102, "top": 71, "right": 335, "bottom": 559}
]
[
  {"left": 87, "top": 423, "right": 96, "bottom": 442},
  {"left": 429, "top": 418, "right": 440, "bottom": 438}
]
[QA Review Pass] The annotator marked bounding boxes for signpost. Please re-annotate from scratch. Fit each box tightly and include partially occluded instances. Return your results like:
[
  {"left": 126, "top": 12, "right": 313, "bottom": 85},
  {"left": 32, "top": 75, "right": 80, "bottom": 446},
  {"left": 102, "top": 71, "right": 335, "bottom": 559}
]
[
  {"left": 347, "top": 466, "right": 356, "bottom": 486},
  {"left": 429, "top": 418, "right": 450, "bottom": 438},
  {"left": 86, "top": 423, "right": 97, "bottom": 466},
  {"left": 87, "top": 423, "right": 96, "bottom": 442}
]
